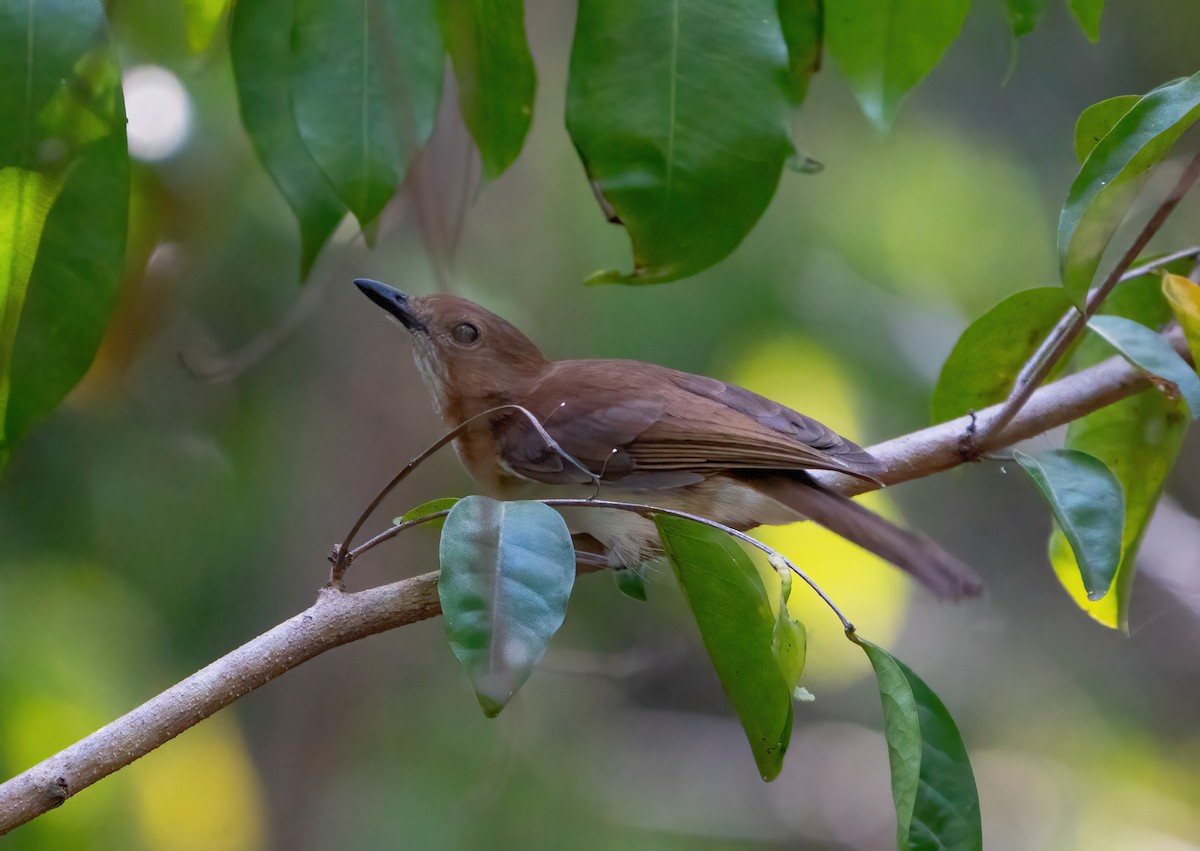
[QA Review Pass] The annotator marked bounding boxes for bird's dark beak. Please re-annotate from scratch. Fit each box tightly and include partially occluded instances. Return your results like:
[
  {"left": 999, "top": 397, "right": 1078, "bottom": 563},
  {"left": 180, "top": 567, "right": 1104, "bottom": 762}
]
[{"left": 354, "top": 278, "right": 427, "bottom": 333}]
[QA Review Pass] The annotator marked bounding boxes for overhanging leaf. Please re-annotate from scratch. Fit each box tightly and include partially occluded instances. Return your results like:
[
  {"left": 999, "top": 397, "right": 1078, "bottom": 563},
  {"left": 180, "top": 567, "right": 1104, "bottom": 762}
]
[
  {"left": 1087, "top": 314, "right": 1200, "bottom": 417},
  {"left": 291, "top": 0, "right": 444, "bottom": 232},
  {"left": 439, "top": 496, "right": 575, "bottom": 716},
  {"left": 854, "top": 636, "right": 981, "bottom": 850},
  {"left": 931, "top": 287, "right": 1072, "bottom": 424},
  {"left": 1069, "top": 0, "right": 1104, "bottom": 41},
  {"left": 1014, "top": 449, "right": 1124, "bottom": 600},
  {"left": 1051, "top": 276, "right": 1187, "bottom": 629},
  {"left": 230, "top": 0, "right": 347, "bottom": 278},
  {"left": 0, "top": 1, "right": 128, "bottom": 473},
  {"left": 1002, "top": 0, "right": 1047, "bottom": 38},
  {"left": 566, "top": 0, "right": 795, "bottom": 285},
  {"left": 777, "top": 0, "right": 823, "bottom": 105},
  {"left": 824, "top": 0, "right": 970, "bottom": 132},
  {"left": 1074, "top": 95, "right": 1138, "bottom": 163},
  {"left": 654, "top": 514, "right": 793, "bottom": 781},
  {"left": 1162, "top": 272, "right": 1200, "bottom": 369},
  {"left": 1059, "top": 73, "right": 1200, "bottom": 306},
  {"left": 438, "top": 0, "right": 535, "bottom": 180}
]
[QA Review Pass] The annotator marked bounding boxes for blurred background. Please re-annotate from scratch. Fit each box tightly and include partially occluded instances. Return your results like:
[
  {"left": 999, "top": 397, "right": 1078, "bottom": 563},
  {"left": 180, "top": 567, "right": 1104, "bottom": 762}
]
[{"left": 3, "top": 1, "right": 1200, "bottom": 848}]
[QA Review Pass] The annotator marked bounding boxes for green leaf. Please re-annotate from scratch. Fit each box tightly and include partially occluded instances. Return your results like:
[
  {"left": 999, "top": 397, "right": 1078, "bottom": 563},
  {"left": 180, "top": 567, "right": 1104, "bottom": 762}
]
[
  {"left": 1069, "top": 0, "right": 1104, "bottom": 41},
  {"left": 931, "top": 287, "right": 1071, "bottom": 424},
  {"left": 438, "top": 0, "right": 535, "bottom": 180},
  {"left": 395, "top": 496, "right": 461, "bottom": 530},
  {"left": 182, "top": 0, "right": 230, "bottom": 54},
  {"left": 230, "top": 0, "right": 348, "bottom": 278},
  {"left": 1059, "top": 73, "right": 1200, "bottom": 306},
  {"left": 439, "top": 496, "right": 575, "bottom": 716},
  {"left": 1002, "top": 0, "right": 1047, "bottom": 38},
  {"left": 1162, "top": 272, "right": 1200, "bottom": 370},
  {"left": 654, "top": 514, "right": 793, "bottom": 781},
  {"left": 1074, "top": 95, "right": 1138, "bottom": 163},
  {"left": 291, "top": 0, "right": 444, "bottom": 232},
  {"left": 613, "top": 566, "right": 648, "bottom": 602},
  {"left": 1087, "top": 315, "right": 1200, "bottom": 417},
  {"left": 777, "top": 0, "right": 823, "bottom": 105},
  {"left": 824, "top": 0, "right": 970, "bottom": 132},
  {"left": 1050, "top": 277, "right": 1187, "bottom": 629},
  {"left": 854, "top": 637, "right": 981, "bottom": 851},
  {"left": 566, "top": 0, "right": 795, "bottom": 286},
  {"left": 0, "top": 1, "right": 128, "bottom": 472},
  {"left": 1014, "top": 449, "right": 1124, "bottom": 600}
]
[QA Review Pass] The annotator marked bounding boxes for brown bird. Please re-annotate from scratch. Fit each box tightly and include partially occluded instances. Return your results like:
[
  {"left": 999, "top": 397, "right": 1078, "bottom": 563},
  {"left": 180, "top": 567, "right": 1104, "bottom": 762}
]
[{"left": 356, "top": 279, "right": 982, "bottom": 599}]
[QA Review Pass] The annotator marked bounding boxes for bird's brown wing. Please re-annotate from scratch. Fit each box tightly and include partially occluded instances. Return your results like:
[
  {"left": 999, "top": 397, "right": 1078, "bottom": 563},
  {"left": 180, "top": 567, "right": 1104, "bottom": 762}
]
[{"left": 495, "top": 361, "right": 884, "bottom": 487}]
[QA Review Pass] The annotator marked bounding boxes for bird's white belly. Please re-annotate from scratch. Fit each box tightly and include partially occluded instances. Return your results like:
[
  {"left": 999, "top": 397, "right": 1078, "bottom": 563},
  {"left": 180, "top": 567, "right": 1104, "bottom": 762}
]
[{"left": 500, "top": 478, "right": 803, "bottom": 569}]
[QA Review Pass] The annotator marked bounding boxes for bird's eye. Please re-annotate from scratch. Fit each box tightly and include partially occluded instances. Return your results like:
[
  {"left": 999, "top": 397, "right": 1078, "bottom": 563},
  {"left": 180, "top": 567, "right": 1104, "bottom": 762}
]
[{"left": 451, "top": 322, "right": 480, "bottom": 345}]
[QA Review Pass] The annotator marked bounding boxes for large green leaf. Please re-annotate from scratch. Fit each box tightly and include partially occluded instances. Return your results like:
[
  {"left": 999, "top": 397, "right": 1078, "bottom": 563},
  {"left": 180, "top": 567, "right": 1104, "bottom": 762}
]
[
  {"left": 654, "top": 514, "right": 793, "bottom": 781},
  {"left": 0, "top": 1, "right": 128, "bottom": 473},
  {"left": 230, "top": 0, "right": 347, "bottom": 278},
  {"left": 1050, "top": 276, "right": 1188, "bottom": 629},
  {"left": 854, "top": 637, "right": 981, "bottom": 851},
  {"left": 566, "top": 0, "right": 795, "bottom": 285},
  {"left": 438, "top": 0, "right": 535, "bottom": 180},
  {"left": 291, "top": 0, "right": 444, "bottom": 232},
  {"left": 1069, "top": 0, "right": 1104, "bottom": 41},
  {"left": 1074, "top": 95, "right": 1138, "bottom": 163},
  {"left": 1014, "top": 449, "right": 1124, "bottom": 601},
  {"left": 1059, "top": 73, "right": 1200, "bottom": 306},
  {"left": 777, "top": 0, "right": 823, "bottom": 105},
  {"left": 931, "top": 287, "right": 1071, "bottom": 424},
  {"left": 824, "top": 0, "right": 970, "bottom": 132},
  {"left": 439, "top": 496, "right": 575, "bottom": 716},
  {"left": 1162, "top": 272, "right": 1200, "bottom": 369},
  {"left": 1087, "top": 315, "right": 1200, "bottom": 417}
]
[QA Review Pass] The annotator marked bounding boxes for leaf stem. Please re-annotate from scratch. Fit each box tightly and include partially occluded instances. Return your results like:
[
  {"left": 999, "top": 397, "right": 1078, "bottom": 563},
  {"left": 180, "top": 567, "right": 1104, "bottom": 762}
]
[{"left": 330, "top": 404, "right": 597, "bottom": 584}]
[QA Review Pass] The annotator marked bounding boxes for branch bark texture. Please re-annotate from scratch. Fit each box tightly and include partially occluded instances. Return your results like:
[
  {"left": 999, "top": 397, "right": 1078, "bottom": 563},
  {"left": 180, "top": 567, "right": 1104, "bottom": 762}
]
[{"left": 0, "top": 339, "right": 1188, "bottom": 835}]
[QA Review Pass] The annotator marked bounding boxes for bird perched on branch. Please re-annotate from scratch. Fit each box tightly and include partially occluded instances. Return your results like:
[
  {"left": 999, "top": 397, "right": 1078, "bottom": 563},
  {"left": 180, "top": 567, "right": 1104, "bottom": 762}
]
[{"left": 355, "top": 279, "right": 982, "bottom": 600}]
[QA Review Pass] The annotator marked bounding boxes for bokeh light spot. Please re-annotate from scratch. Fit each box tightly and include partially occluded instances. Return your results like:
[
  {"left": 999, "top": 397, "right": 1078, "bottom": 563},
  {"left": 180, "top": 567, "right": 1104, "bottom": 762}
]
[{"left": 123, "top": 65, "right": 192, "bottom": 161}]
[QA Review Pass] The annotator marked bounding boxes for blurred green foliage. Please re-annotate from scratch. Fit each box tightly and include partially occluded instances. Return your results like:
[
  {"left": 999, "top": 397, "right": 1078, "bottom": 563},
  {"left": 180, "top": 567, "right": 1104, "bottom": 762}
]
[{"left": 3, "top": 0, "right": 1200, "bottom": 848}]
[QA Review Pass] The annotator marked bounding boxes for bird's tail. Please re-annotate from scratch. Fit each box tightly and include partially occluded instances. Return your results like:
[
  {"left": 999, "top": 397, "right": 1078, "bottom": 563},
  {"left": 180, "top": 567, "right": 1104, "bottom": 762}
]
[{"left": 760, "top": 475, "right": 983, "bottom": 600}]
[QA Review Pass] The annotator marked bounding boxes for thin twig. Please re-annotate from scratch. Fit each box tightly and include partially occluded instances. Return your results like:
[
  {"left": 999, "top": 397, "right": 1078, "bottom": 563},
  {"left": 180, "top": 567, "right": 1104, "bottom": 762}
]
[
  {"left": 330, "top": 404, "right": 598, "bottom": 583},
  {"left": 972, "top": 151, "right": 1200, "bottom": 454}
]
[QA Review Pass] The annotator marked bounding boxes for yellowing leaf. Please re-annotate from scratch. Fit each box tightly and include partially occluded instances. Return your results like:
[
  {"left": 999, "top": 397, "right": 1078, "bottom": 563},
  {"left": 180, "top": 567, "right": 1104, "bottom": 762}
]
[{"left": 1163, "top": 272, "right": 1200, "bottom": 370}]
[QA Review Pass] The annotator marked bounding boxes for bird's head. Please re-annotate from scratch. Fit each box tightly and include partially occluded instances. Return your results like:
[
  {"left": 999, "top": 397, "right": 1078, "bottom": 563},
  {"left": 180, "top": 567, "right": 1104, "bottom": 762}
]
[{"left": 354, "top": 279, "right": 549, "bottom": 419}]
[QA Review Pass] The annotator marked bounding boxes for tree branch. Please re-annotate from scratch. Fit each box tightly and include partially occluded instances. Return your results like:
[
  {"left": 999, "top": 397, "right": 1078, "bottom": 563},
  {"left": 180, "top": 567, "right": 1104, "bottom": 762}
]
[{"left": 0, "top": 335, "right": 1191, "bottom": 835}]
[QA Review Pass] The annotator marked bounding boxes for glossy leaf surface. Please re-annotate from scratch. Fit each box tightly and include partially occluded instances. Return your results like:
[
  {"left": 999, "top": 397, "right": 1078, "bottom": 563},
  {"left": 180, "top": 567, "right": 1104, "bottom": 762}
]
[
  {"left": 825, "top": 0, "right": 970, "bottom": 131},
  {"left": 1087, "top": 315, "right": 1200, "bottom": 416},
  {"left": 655, "top": 514, "right": 793, "bottom": 781},
  {"left": 439, "top": 496, "right": 575, "bottom": 716},
  {"left": 1059, "top": 73, "right": 1200, "bottom": 306},
  {"left": 1050, "top": 277, "right": 1188, "bottom": 629},
  {"left": 438, "top": 0, "right": 535, "bottom": 179},
  {"left": 855, "top": 637, "right": 981, "bottom": 850},
  {"left": 567, "top": 0, "right": 795, "bottom": 285},
  {"left": 0, "top": 1, "right": 128, "bottom": 472},
  {"left": 1074, "top": 95, "right": 1138, "bottom": 163},
  {"left": 230, "top": 0, "right": 348, "bottom": 277},
  {"left": 931, "top": 287, "right": 1071, "bottom": 424},
  {"left": 1015, "top": 449, "right": 1124, "bottom": 600},
  {"left": 291, "top": 0, "right": 444, "bottom": 231}
]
